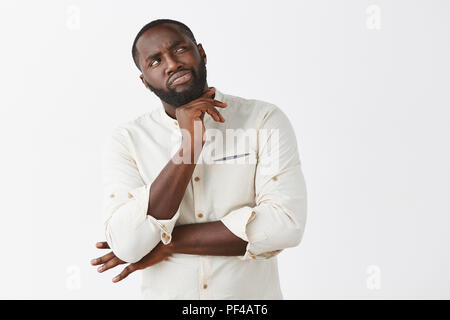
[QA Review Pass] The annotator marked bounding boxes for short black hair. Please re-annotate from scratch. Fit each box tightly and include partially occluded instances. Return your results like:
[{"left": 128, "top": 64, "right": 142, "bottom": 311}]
[{"left": 131, "top": 19, "right": 198, "bottom": 71}]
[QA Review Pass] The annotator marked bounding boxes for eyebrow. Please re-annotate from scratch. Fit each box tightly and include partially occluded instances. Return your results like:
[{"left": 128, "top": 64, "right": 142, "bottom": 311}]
[{"left": 145, "top": 40, "right": 184, "bottom": 63}]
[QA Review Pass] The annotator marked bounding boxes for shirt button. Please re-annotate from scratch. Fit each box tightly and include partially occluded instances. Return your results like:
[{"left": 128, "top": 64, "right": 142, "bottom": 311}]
[
  {"left": 194, "top": 176, "right": 200, "bottom": 182},
  {"left": 174, "top": 121, "right": 178, "bottom": 126},
  {"left": 203, "top": 284, "right": 208, "bottom": 289},
  {"left": 109, "top": 194, "right": 115, "bottom": 198},
  {"left": 128, "top": 192, "right": 134, "bottom": 199},
  {"left": 251, "top": 211, "right": 256, "bottom": 217},
  {"left": 272, "top": 176, "right": 278, "bottom": 181},
  {"left": 162, "top": 233, "right": 167, "bottom": 239},
  {"left": 197, "top": 213, "right": 204, "bottom": 218}
]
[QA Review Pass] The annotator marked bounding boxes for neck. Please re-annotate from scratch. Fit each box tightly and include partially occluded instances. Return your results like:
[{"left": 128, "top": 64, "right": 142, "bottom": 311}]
[{"left": 161, "top": 83, "right": 211, "bottom": 119}]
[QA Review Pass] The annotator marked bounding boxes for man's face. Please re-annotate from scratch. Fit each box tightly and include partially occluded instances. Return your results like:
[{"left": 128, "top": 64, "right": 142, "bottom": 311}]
[{"left": 136, "top": 24, "right": 207, "bottom": 107}]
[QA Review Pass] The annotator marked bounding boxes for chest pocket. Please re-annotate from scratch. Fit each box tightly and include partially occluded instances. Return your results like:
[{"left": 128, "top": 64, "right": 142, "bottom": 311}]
[
  {"left": 212, "top": 150, "right": 257, "bottom": 164},
  {"left": 202, "top": 145, "right": 258, "bottom": 218}
]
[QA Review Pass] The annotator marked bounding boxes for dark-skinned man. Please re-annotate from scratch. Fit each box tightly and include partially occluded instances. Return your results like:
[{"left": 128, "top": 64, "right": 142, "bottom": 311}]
[{"left": 91, "top": 19, "right": 307, "bottom": 300}]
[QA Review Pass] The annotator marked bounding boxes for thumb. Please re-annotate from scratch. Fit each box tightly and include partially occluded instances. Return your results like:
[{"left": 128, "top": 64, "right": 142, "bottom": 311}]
[{"left": 201, "top": 87, "right": 215, "bottom": 98}]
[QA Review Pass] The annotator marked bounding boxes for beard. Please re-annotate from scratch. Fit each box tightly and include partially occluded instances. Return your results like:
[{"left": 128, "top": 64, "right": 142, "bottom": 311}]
[{"left": 146, "top": 57, "right": 207, "bottom": 108}]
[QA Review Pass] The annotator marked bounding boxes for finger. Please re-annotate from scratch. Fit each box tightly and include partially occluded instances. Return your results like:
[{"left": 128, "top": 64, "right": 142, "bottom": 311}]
[
  {"left": 207, "top": 104, "right": 225, "bottom": 121},
  {"left": 211, "top": 107, "right": 225, "bottom": 122},
  {"left": 213, "top": 100, "right": 228, "bottom": 108},
  {"left": 217, "top": 111, "right": 225, "bottom": 122},
  {"left": 187, "top": 100, "right": 227, "bottom": 116},
  {"left": 193, "top": 103, "right": 223, "bottom": 123},
  {"left": 205, "top": 107, "right": 224, "bottom": 123},
  {"left": 201, "top": 87, "right": 216, "bottom": 98},
  {"left": 211, "top": 103, "right": 226, "bottom": 122},
  {"left": 187, "top": 98, "right": 220, "bottom": 108},
  {"left": 98, "top": 256, "right": 125, "bottom": 273},
  {"left": 96, "top": 241, "right": 110, "bottom": 249},
  {"left": 112, "top": 264, "right": 137, "bottom": 283},
  {"left": 182, "top": 100, "right": 226, "bottom": 122},
  {"left": 91, "top": 251, "right": 115, "bottom": 266},
  {"left": 200, "top": 98, "right": 226, "bottom": 107}
]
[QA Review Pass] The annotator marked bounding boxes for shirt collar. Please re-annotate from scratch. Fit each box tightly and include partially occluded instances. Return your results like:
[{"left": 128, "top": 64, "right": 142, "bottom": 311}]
[{"left": 158, "top": 87, "right": 224, "bottom": 129}]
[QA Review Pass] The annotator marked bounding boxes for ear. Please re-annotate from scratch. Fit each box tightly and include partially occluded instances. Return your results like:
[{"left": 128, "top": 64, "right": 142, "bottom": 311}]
[
  {"left": 197, "top": 43, "right": 207, "bottom": 64},
  {"left": 140, "top": 74, "right": 152, "bottom": 91}
]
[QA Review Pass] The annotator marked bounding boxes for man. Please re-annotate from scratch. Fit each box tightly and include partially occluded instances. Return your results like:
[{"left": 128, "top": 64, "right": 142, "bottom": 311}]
[{"left": 91, "top": 19, "right": 307, "bottom": 299}]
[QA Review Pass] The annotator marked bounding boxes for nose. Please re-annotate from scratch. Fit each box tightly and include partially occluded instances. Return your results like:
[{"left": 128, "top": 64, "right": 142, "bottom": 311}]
[{"left": 165, "top": 54, "right": 183, "bottom": 78}]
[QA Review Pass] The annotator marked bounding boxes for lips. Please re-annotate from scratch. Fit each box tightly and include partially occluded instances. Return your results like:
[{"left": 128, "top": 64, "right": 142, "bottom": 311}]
[{"left": 169, "top": 70, "right": 192, "bottom": 87}]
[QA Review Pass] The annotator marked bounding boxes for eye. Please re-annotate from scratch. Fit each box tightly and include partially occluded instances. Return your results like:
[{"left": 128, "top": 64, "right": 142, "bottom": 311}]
[
  {"left": 175, "top": 47, "right": 187, "bottom": 53},
  {"left": 149, "top": 59, "right": 160, "bottom": 68}
]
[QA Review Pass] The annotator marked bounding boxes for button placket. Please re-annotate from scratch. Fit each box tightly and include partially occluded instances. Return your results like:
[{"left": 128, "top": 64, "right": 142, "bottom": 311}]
[
  {"left": 199, "top": 256, "right": 212, "bottom": 299},
  {"left": 192, "top": 165, "right": 204, "bottom": 222},
  {"left": 191, "top": 165, "right": 212, "bottom": 299}
]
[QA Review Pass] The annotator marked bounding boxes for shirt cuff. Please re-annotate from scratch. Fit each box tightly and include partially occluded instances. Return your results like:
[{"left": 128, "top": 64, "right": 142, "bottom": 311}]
[
  {"left": 135, "top": 184, "right": 179, "bottom": 245},
  {"left": 106, "top": 184, "right": 180, "bottom": 245},
  {"left": 147, "top": 209, "right": 180, "bottom": 245},
  {"left": 221, "top": 206, "right": 277, "bottom": 260},
  {"left": 103, "top": 184, "right": 150, "bottom": 230}
]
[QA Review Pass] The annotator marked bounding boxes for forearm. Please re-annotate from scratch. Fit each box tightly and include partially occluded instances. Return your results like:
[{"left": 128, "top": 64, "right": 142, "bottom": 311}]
[
  {"left": 169, "top": 221, "right": 248, "bottom": 256},
  {"left": 147, "top": 142, "right": 199, "bottom": 220}
]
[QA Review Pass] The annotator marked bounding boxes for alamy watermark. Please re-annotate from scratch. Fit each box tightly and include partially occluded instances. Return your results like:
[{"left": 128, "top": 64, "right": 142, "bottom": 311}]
[
  {"left": 366, "top": 5, "right": 381, "bottom": 30},
  {"left": 169, "top": 123, "right": 280, "bottom": 174},
  {"left": 66, "top": 5, "right": 81, "bottom": 31},
  {"left": 366, "top": 265, "right": 381, "bottom": 290},
  {"left": 66, "top": 265, "right": 81, "bottom": 290}
]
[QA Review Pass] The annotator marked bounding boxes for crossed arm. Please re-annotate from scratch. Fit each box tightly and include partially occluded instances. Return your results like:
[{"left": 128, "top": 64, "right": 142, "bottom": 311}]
[
  {"left": 95, "top": 102, "right": 307, "bottom": 283},
  {"left": 91, "top": 220, "right": 247, "bottom": 282},
  {"left": 95, "top": 102, "right": 248, "bottom": 281}
]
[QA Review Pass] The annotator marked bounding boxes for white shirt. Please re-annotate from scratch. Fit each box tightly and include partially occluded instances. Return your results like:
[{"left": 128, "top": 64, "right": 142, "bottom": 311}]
[{"left": 101, "top": 88, "right": 307, "bottom": 299}]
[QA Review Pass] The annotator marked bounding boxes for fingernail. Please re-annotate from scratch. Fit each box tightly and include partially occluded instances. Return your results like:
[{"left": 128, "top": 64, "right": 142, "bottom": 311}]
[
  {"left": 97, "top": 266, "right": 104, "bottom": 272},
  {"left": 112, "top": 276, "right": 119, "bottom": 282},
  {"left": 90, "top": 259, "right": 96, "bottom": 265}
]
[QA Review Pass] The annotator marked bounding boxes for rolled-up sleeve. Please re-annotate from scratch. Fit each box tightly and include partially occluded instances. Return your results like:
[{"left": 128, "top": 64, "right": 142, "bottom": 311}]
[
  {"left": 101, "top": 127, "right": 180, "bottom": 263},
  {"left": 220, "top": 106, "right": 307, "bottom": 260}
]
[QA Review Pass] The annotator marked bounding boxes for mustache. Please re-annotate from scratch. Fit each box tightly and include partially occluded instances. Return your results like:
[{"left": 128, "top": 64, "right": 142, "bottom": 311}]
[{"left": 167, "top": 69, "right": 195, "bottom": 89}]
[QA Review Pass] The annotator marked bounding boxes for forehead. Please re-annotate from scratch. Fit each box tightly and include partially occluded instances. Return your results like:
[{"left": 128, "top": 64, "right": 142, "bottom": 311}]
[{"left": 136, "top": 24, "right": 190, "bottom": 57}]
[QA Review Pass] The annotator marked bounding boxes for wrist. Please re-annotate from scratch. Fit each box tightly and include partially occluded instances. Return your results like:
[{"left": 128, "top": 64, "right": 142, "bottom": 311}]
[
  {"left": 166, "top": 235, "right": 177, "bottom": 254},
  {"left": 180, "top": 139, "right": 203, "bottom": 164}
]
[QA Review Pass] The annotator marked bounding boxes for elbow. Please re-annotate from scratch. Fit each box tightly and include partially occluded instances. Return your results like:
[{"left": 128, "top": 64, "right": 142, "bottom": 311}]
[
  {"left": 283, "top": 213, "right": 306, "bottom": 248},
  {"left": 263, "top": 224, "right": 305, "bottom": 252},
  {"left": 288, "top": 206, "right": 307, "bottom": 248},
  {"left": 105, "top": 222, "right": 159, "bottom": 263},
  {"left": 289, "top": 225, "right": 305, "bottom": 248},
  {"left": 107, "top": 237, "right": 146, "bottom": 263},
  {"left": 279, "top": 225, "right": 305, "bottom": 249}
]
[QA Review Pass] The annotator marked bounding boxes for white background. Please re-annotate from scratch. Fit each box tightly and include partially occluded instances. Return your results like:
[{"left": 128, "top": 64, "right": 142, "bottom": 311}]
[{"left": 0, "top": 0, "right": 449, "bottom": 299}]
